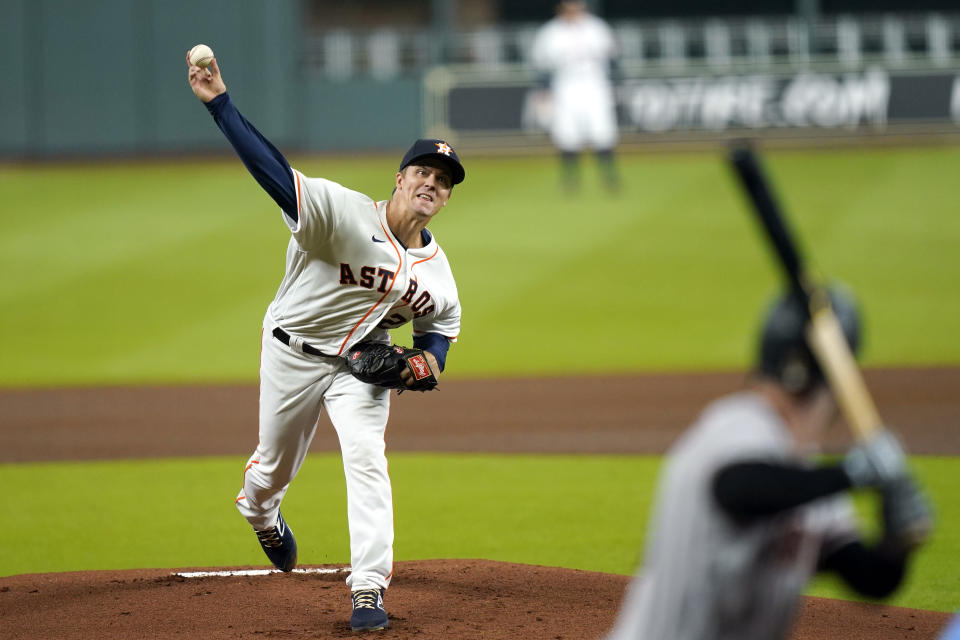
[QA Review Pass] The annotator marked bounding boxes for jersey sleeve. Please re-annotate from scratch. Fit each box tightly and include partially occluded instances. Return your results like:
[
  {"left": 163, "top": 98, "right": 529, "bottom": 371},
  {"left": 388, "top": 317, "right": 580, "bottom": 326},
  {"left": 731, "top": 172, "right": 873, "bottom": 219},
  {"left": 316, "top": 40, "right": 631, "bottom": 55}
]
[
  {"left": 412, "top": 296, "right": 460, "bottom": 342},
  {"left": 285, "top": 171, "right": 353, "bottom": 249},
  {"left": 707, "top": 415, "right": 791, "bottom": 470}
]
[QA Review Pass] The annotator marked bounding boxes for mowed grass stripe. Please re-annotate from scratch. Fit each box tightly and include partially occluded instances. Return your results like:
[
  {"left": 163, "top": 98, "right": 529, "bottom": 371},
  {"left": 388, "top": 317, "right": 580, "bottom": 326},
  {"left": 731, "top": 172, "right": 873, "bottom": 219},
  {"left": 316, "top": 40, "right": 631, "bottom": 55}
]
[{"left": 2, "top": 145, "right": 959, "bottom": 386}]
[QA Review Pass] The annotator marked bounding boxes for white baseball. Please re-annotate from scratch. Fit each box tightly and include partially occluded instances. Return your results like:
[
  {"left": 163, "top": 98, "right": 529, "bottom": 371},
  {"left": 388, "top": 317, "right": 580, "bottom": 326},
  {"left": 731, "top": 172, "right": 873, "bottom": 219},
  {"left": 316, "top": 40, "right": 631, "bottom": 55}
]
[{"left": 189, "top": 44, "right": 214, "bottom": 68}]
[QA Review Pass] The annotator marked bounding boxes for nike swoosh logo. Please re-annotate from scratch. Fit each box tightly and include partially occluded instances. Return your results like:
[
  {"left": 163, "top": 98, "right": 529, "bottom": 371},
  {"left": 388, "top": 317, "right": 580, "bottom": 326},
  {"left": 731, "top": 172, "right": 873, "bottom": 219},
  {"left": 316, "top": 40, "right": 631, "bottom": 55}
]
[{"left": 372, "top": 235, "right": 386, "bottom": 243}]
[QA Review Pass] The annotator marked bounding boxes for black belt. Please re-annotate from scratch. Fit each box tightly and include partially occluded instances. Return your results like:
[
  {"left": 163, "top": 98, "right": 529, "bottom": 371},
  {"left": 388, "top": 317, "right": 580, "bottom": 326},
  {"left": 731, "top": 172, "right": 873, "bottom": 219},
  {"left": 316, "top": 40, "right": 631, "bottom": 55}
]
[{"left": 272, "top": 327, "right": 335, "bottom": 358}]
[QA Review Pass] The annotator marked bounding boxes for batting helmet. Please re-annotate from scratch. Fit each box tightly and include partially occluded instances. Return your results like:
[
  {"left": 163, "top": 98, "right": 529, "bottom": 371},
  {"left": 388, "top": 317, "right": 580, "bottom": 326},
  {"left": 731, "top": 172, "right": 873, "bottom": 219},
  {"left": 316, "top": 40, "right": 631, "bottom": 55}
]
[{"left": 757, "top": 285, "right": 861, "bottom": 395}]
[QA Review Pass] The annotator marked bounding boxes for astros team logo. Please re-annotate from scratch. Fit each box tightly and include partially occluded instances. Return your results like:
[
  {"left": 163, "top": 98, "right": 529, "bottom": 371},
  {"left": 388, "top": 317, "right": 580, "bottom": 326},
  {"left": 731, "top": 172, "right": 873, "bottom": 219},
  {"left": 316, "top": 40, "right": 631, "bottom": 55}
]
[{"left": 435, "top": 141, "right": 453, "bottom": 156}]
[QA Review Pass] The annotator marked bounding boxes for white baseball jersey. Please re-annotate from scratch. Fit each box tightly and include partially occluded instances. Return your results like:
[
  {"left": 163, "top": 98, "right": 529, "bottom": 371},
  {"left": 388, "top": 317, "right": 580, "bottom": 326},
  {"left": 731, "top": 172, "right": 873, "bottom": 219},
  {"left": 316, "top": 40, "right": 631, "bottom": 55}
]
[
  {"left": 265, "top": 170, "right": 461, "bottom": 353},
  {"left": 531, "top": 13, "right": 618, "bottom": 151},
  {"left": 606, "top": 392, "right": 859, "bottom": 640},
  {"left": 237, "top": 169, "right": 460, "bottom": 593}
]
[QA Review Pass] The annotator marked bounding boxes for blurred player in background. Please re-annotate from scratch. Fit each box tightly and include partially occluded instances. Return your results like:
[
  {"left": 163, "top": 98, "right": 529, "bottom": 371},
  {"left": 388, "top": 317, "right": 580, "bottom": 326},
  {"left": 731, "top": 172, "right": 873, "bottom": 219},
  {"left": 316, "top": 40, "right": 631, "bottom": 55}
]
[
  {"left": 605, "top": 287, "right": 932, "bottom": 640},
  {"left": 531, "top": 0, "right": 621, "bottom": 193}
]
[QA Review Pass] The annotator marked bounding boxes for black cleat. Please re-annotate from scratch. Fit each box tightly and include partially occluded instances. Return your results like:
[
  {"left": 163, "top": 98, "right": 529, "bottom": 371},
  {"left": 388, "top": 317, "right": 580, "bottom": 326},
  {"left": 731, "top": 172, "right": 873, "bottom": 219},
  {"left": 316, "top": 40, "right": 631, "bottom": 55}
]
[
  {"left": 254, "top": 512, "right": 297, "bottom": 572},
  {"left": 350, "top": 588, "right": 389, "bottom": 631}
]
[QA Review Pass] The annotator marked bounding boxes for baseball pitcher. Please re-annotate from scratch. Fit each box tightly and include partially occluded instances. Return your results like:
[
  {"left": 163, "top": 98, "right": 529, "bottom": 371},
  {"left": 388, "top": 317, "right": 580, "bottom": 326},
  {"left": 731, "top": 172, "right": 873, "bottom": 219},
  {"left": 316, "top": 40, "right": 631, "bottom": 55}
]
[{"left": 187, "top": 50, "right": 465, "bottom": 632}]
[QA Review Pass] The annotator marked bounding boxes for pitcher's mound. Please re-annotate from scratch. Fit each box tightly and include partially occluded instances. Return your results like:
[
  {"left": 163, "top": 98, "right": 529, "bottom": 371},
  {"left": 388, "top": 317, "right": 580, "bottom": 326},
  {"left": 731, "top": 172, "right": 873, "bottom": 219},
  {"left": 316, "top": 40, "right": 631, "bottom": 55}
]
[{"left": 0, "top": 559, "right": 949, "bottom": 639}]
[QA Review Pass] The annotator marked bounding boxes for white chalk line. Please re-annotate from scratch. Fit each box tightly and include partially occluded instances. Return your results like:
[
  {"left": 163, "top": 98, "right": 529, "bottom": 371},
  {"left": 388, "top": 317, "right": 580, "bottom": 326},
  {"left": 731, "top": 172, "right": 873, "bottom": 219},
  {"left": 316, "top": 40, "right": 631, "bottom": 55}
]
[{"left": 174, "top": 567, "right": 349, "bottom": 578}]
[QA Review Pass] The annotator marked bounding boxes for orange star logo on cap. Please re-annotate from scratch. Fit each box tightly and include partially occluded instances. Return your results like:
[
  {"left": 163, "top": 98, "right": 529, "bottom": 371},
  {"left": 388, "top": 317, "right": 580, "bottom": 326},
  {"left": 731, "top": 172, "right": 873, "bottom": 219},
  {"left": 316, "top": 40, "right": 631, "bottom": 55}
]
[{"left": 435, "top": 141, "right": 453, "bottom": 156}]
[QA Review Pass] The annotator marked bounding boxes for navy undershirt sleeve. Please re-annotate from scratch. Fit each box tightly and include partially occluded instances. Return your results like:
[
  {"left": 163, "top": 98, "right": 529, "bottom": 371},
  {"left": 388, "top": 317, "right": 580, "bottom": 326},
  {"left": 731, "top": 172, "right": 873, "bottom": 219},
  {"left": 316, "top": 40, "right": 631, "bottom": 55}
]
[
  {"left": 714, "top": 461, "right": 909, "bottom": 598},
  {"left": 204, "top": 93, "right": 298, "bottom": 221},
  {"left": 413, "top": 332, "right": 450, "bottom": 372}
]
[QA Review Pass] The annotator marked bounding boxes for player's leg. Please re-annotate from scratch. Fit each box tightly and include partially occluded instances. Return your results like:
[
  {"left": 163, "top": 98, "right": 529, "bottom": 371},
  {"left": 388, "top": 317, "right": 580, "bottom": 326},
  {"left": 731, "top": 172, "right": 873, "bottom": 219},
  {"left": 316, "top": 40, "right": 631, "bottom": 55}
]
[
  {"left": 595, "top": 147, "right": 620, "bottom": 193},
  {"left": 560, "top": 150, "right": 581, "bottom": 192},
  {"left": 323, "top": 371, "right": 394, "bottom": 591},
  {"left": 324, "top": 371, "right": 393, "bottom": 630},
  {"left": 551, "top": 93, "right": 586, "bottom": 193},
  {"left": 587, "top": 94, "right": 621, "bottom": 192},
  {"left": 236, "top": 331, "right": 334, "bottom": 530}
]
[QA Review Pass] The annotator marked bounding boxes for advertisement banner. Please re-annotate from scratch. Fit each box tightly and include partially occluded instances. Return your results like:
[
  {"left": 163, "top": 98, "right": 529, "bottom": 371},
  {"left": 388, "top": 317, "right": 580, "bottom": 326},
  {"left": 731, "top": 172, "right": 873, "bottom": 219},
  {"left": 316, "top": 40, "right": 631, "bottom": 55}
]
[{"left": 444, "top": 69, "right": 960, "bottom": 136}]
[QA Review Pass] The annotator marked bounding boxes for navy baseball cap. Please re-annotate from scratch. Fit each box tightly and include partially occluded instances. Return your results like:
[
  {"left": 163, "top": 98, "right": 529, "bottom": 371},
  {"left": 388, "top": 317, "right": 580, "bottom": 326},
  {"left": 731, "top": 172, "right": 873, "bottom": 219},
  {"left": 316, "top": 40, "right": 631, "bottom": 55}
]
[{"left": 398, "top": 139, "right": 465, "bottom": 185}]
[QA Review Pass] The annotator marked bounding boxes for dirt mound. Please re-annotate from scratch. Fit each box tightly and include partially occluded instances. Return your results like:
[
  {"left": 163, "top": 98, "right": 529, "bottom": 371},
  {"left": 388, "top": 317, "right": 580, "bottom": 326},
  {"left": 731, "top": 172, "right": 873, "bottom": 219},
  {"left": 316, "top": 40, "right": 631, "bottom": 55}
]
[{"left": 0, "top": 559, "right": 951, "bottom": 639}]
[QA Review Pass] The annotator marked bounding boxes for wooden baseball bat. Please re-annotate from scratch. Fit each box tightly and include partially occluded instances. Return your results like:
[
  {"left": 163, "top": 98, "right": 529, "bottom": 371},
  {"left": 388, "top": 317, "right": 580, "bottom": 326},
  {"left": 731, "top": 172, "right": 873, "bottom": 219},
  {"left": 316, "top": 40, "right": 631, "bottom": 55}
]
[{"left": 728, "top": 143, "right": 882, "bottom": 441}]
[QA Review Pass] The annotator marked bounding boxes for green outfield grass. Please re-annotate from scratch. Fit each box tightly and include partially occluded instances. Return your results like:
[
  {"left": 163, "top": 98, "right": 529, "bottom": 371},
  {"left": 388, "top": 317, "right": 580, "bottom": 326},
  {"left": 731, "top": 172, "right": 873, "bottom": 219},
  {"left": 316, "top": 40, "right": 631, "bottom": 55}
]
[
  {"left": 1, "top": 144, "right": 958, "bottom": 387},
  {"left": 0, "top": 453, "right": 956, "bottom": 612}
]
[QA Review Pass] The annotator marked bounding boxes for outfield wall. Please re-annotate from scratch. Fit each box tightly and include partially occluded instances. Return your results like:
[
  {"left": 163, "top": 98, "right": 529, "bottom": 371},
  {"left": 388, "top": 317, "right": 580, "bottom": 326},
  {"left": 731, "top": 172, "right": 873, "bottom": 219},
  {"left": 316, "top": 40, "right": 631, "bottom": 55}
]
[
  {"left": 427, "top": 64, "right": 960, "bottom": 150},
  {"left": 0, "top": 0, "right": 422, "bottom": 158},
  {"left": 2, "top": 0, "right": 958, "bottom": 159}
]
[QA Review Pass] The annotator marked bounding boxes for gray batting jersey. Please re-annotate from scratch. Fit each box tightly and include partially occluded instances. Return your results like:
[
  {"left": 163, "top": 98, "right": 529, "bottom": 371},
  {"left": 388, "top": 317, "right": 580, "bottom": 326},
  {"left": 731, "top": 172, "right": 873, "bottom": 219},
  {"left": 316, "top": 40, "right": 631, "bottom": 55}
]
[{"left": 606, "top": 392, "right": 859, "bottom": 640}]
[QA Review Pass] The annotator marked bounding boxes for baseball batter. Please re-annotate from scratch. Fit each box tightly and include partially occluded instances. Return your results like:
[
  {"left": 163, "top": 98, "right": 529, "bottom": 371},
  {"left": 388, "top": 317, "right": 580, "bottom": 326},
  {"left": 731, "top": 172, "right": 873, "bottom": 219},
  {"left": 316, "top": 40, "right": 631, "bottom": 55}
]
[
  {"left": 605, "top": 288, "right": 932, "bottom": 640},
  {"left": 531, "top": 0, "right": 621, "bottom": 192},
  {"left": 187, "top": 51, "right": 465, "bottom": 632}
]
